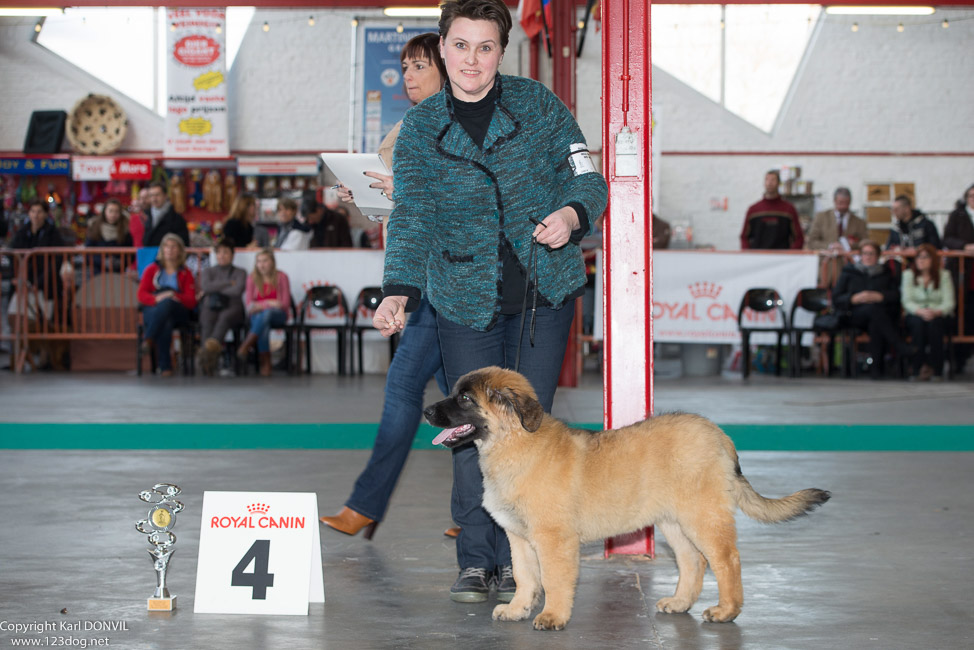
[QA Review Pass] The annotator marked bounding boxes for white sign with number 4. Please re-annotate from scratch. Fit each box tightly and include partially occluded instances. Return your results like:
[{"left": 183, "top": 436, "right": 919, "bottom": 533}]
[{"left": 194, "top": 491, "right": 325, "bottom": 615}]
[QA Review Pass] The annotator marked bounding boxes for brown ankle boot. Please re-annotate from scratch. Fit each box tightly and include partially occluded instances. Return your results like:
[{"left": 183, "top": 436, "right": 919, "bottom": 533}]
[
  {"left": 201, "top": 338, "right": 221, "bottom": 376},
  {"left": 237, "top": 333, "right": 258, "bottom": 359},
  {"left": 319, "top": 507, "right": 378, "bottom": 540},
  {"left": 258, "top": 352, "right": 272, "bottom": 376}
]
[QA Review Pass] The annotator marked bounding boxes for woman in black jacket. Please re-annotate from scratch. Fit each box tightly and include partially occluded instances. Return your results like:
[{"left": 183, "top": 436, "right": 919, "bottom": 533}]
[
  {"left": 833, "top": 241, "right": 909, "bottom": 379},
  {"left": 84, "top": 199, "right": 133, "bottom": 274}
]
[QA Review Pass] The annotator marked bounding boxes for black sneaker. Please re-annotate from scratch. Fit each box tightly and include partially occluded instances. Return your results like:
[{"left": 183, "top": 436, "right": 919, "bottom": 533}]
[
  {"left": 450, "top": 567, "right": 489, "bottom": 603},
  {"left": 493, "top": 565, "right": 516, "bottom": 603}
]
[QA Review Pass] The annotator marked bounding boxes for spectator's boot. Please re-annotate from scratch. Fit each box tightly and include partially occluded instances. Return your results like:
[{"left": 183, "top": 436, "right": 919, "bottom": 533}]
[
  {"left": 258, "top": 352, "right": 272, "bottom": 377},
  {"left": 236, "top": 333, "right": 258, "bottom": 360}
]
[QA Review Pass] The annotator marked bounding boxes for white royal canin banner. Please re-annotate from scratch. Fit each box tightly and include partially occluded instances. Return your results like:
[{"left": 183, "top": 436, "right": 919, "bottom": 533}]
[
  {"left": 651, "top": 251, "right": 819, "bottom": 343},
  {"left": 165, "top": 8, "right": 229, "bottom": 158}
]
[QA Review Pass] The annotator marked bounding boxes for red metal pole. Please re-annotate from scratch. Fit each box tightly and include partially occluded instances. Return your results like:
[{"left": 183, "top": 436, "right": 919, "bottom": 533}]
[{"left": 602, "top": 0, "right": 655, "bottom": 557}]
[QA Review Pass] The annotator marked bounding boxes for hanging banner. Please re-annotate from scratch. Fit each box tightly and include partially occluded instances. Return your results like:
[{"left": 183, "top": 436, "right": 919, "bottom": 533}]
[
  {"left": 361, "top": 27, "right": 432, "bottom": 153},
  {"left": 72, "top": 157, "right": 153, "bottom": 181},
  {"left": 0, "top": 157, "right": 70, "bottom": 176},
  {"left": 165, "top": 8, "right": 229, "bottom": 158}
]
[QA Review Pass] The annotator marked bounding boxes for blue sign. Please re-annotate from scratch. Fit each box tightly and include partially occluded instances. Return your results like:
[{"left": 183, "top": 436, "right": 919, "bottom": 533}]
[
  {"left": 0, "top": 157, "right": 71, "bottom": 176},
  {"left": 361, "top": 26, "right": 436, "bottom": 153}
]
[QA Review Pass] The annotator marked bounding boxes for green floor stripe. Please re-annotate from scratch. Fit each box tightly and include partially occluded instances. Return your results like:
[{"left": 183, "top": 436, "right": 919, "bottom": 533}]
[{"left": 2, "top": 423, "right": 973, "bottom": 451}]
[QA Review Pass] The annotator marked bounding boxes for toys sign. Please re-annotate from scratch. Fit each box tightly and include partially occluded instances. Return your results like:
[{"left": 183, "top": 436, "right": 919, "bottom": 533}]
[{"left": 72, "top": 157, "right": 153, "bottom": 181}]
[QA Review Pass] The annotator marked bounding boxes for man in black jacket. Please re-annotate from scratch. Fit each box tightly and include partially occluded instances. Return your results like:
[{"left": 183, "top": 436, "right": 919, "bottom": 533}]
[
  {"left": 143, "top": 180, "right": 189, "bottom": 247},
  {"left": 943, "top": 183, "right": 974, "bottom": 371},
  {"left": 885, "top": 195, "right": 941, "bottom": 251}
]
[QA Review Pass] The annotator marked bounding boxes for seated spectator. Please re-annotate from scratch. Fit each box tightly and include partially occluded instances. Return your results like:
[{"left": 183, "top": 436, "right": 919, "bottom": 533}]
[
  {"left": 143, "top": 181, "right": 189, "bottom": 247},
  {"left": 885, "top": 195, "right": 941, "bottom": 251},
  {"left": 196, "top": 238, "right": 246, "bottom": 376},
  {"left": 127, "top": 187, "right": 149, "bottom": 248},
  {"left": 902, "top": 244, "right": 955, "bottom": 381},
  {"left": 222, "top": 194, "right": 260, "bottom": 249},
  {"left": 304, "top": 199, "right": 353, "bottom": 248},
  {"left": 652, "top": 213, "right": 671, "bottom": 249},
  {"left": 137, "top": 234, "right": 197, "bottom": 377},
  {"left": 833, "top": 241, "right": 908, "bottom": 379},
  {"left": 806, "top": 187, "right": 868, "bottom": 252},
  {"left": 84, "top": 199, "right": 133, "bottom": 274},
  {"left": 943, "top": 182, "right": 974, "bottom": 372},
  {"left": 273, "top": 198, "right": 312, "bottom": 250},
  {"left": 237, "top": 248, "right": 292, "bottom": 377},
  {"left": 8, "top": 200, "right": 72, "bottom": 327},
  {"left": 740, "top": 170, "right": 804, "bottom": 250}
]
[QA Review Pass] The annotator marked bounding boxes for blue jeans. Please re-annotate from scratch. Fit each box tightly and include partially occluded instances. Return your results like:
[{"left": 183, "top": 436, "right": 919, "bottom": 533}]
[
  {"left": 436, "top": 305, "right": 575, "bottom": 571},
  {"left": 249, "top": 308, "right": 287, "bottom": 353},
  {"left": 142, "top": 299, "right": 192, "bottom": 372},
  {"left": 346, "top": 299, "right": 448, "bottom": 521}
]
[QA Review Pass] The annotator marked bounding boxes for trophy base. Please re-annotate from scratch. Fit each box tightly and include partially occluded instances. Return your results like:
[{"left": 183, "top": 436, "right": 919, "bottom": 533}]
[{"left": 147, "top": 595, "right": 176, "bottom": 612}]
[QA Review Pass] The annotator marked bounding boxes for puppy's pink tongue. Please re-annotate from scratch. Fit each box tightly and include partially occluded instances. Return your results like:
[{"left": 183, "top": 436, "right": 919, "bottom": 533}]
[{"left": 432, "top": 426, "right": 463, "bottom": 446}]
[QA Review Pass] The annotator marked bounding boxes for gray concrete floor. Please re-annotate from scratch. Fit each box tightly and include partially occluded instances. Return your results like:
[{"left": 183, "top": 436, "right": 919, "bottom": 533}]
[{"left": 1, "top": 364, "right": 973, "bottom": 649}]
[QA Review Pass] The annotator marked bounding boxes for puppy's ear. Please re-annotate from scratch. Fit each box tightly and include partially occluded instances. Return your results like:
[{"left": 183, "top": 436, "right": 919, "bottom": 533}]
[{"left": 489, "top": 386, "right": 543, "bottom": 432}]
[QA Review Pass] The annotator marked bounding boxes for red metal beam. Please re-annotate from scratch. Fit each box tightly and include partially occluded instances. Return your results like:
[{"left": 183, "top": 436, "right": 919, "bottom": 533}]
[
  {"left": 4, "top": 1, "right": 973, "bottom": 7},
  {"left": 602, "top": 0, "right": 654, "bottom": 557}
]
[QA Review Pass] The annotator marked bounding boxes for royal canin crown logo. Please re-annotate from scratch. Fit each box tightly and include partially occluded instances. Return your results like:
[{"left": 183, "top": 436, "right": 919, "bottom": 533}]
[
  {"left": 688, "top": 282, "right": 722, "bottom": 300},
  {"left": 246, "top": 503, "right": 270, "bottom": 514}
]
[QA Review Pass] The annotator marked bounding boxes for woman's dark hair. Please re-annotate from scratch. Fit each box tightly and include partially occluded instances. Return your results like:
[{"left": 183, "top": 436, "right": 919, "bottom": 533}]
[
  {"left": 913, "top": 243, "right": 942, "bottom": 290},
  {"left": 401, "top": 32, "right": 448, "bottom": 86},
  {"left": 86, "top": 198, "right": 130, "bottom": 244},
  {"left": 214, "top": 237, "right": 235, "bottom": 254},
  {"left": 439, "top": 0, "right": 513, "bottom": 50}
]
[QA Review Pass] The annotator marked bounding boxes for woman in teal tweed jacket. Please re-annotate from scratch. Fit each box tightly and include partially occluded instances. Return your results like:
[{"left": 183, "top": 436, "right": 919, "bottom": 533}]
[
  {"left": 380, "top": 73, "right": 608, "bottom": 330},
  {"left": 372, "top": 0, "right": 608, "bottom": 606}
]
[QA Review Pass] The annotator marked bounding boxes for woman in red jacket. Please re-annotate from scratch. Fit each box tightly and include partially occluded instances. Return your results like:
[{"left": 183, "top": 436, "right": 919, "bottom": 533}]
[{"left": 137, "top": 233, "right": 197, "bottom": 376}]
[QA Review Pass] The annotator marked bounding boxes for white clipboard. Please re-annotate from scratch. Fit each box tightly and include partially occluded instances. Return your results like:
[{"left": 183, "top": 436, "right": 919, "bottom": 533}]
[{"left": 320, "top": 153, "right": 394, "bottom": 216}]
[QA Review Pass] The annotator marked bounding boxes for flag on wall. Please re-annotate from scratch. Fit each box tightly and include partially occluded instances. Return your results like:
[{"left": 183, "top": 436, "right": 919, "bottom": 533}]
[{"left": 519, "top": 0, "right": 552, "bottom": 39}]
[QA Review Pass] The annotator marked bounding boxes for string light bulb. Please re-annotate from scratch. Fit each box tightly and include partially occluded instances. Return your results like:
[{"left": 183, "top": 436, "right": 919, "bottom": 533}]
[
  {"left": 351, "top": 18, "right": 359, "bottom": 27},
  {"left": 215, "top": 24, "right": 222, "bottom": 34},
  {"left": 34, "top": 21, "right": 41, "bottom": 33},
  {"left": 170, "top": 22, "right": 176, "bottom": 32},
  {"left": 851, "top": 22, "right": 859, "bottom": 32},
  {"left": 308, "top": 16, "right": 315, "bottom": 26},
  {"left": 396, "top": 23, "right": 404, "bottom": 33},
  {"left": 896, "top": 22, "right": 904, "bottom": 32},
  {"left": 262, "top": 21, "right": 270, "bottom": 32},
  {"left": 719, "top": 19, "right": 725, "bottom": 30},
  {"left": 942, "top": 18, "right": 949, "bottom": 28}
]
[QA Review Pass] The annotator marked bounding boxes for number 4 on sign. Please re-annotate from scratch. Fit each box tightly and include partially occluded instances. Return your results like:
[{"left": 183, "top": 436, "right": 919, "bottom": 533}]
[
  {"left": 194, "top": 491, "right": 325, "bottom": 615},
  {"left": 232, "top": 540, "right": 275, "bottom": 600}
]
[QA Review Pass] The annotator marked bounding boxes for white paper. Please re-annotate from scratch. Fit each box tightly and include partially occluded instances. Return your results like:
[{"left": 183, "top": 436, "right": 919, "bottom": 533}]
[{"left": 320, "top": 153, "right": 393, "bottom": 216}]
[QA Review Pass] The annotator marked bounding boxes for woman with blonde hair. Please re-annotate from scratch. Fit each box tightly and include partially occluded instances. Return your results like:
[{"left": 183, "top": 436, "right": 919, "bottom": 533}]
[
  {"left": 902, "top": 244, "right": 955, "bottom": 380},
  {"left": 238, "top": 247, "right": 291, "bottom": 376},
  {"left": 222, "top": 194, "right": 265, "bottom": 249},
  {"left": 137, "top": 233, "right": 197, "bottom": 376}
]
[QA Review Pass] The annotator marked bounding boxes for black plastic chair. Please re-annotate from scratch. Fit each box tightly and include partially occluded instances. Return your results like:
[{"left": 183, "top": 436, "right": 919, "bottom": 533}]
[
  {"left": 737, "top": 288, "right": 789, "bottom": 379},
  {"left": 348, "top": 287, "right": 399, "bottom": 374},
  {"left": 788, "top": 288, "right": 838, "bottom": 377},
  {"left": 298, "top": 285, "right": 349, "bottom": 375}
]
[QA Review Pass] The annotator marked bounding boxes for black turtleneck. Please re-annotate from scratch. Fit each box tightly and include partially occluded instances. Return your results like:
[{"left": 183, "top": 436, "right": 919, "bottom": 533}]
[{"left": 451, "top": 83, "right": 498, "bottom": 148}]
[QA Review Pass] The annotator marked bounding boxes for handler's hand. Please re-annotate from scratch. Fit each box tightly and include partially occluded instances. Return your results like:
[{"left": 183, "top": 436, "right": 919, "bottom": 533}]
[
  {"left": 336, "top": 183, "right": 354, "bottom": 203},
  {"left": 365, "top": 171, "right": 394, "bottom": 200},
  {"left": 374, "top": 295, "right": 408, "bottom": 337},
  {"left": 533, "top": 206, "right": 579, "bottom": 250}
]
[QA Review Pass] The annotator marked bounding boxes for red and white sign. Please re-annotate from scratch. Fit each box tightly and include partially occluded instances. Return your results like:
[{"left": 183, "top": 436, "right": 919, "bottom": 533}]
[
  {"left": 72, "top": 157, "right": 153, "bottom": 181},
  {"left": 194, "top": 491, "right": 324, "bottom": 616},
  {"left": 165, "top": 9, "right": 229, "bottom": 158},
  {"left": 237, "top": 156, "right": 321, "bottom": 177},
  {"left": 651, "top": 251, "right": 818, "bottom": 343}
]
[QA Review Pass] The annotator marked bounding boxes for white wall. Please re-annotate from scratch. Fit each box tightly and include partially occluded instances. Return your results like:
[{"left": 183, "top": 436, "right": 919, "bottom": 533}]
[{"left": 0, "top": 18, "right": 163, "bottom": 153}]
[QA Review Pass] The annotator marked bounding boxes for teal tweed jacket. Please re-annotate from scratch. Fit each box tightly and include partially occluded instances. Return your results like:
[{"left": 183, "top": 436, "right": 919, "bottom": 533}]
[{"left": 382, "top": 74, "right": 609, "bottom": 331}]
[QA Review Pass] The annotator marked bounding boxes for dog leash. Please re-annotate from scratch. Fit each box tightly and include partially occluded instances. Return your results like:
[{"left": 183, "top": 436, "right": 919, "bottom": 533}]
[{"left": 514, "top": 223, "right": 543, "bottom": 373}]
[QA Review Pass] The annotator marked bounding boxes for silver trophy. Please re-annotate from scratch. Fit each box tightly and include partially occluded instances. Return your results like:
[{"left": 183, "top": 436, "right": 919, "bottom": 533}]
[{"left": 136, "top": 483, "right": 184, "bottom": 611}]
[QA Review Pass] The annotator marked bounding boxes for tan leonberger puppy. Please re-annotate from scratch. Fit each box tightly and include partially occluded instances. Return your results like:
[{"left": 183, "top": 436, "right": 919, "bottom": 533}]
[{"left": 425, "top": 366, "right": 830, "bottom": 631}]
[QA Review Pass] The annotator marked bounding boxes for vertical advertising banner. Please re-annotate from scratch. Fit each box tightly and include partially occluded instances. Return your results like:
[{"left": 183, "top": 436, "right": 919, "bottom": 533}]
[
  {"left": 361, "top": 27, "right": 433, "bottom": 153},
  {"left": 165, "top": 8, "right": 229, "bottom": 158}
]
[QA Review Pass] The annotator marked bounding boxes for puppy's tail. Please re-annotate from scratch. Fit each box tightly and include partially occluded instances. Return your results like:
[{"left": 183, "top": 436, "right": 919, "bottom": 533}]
[{"left": 733, "top": 470, "right": 831, "bottom": 524}]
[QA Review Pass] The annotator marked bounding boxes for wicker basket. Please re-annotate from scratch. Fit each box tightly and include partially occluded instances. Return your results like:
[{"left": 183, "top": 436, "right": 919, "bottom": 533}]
[{"left": 66, "top": 94, "right": 128, "bottom": 155}]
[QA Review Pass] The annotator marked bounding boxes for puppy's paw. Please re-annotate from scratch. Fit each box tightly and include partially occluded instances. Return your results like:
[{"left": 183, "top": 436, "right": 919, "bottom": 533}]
[
  {"left": 532, "top": 610, "right": 569, "bottom": 631},
  {"left": 493, "top": 603, "right": 531, "bottom": 622},
  {"left": 702, "top": 604, "right": 741, "bottom": 623},
  {"left": 655, "top": 596, "right": 692, "bottom": 614}
]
